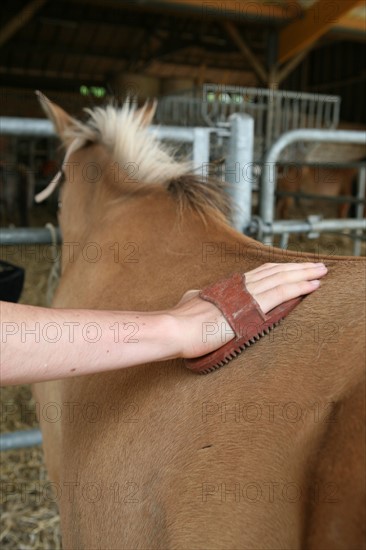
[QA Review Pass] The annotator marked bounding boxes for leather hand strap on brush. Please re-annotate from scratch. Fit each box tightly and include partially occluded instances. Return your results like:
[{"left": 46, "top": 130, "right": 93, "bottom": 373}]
[{"left": 185, "top": 272, "right": 302, "bottom": 374}]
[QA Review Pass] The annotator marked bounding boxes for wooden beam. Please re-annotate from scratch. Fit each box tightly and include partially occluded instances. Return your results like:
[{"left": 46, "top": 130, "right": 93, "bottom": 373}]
[
  {"left": 0, "top": 66, "right": 107, "bottom": 81},
  {"left": 222, "top": 20, "right": 268, "bottom": 84},
  {"left": 0, "top": 0, "right": 48, "bottom": 47},
  {"left": 157, "top": 0, "right": 299, "bottom": 20},
  {"left": 65, "top": 0, "right": 299, "bottom": 21},
  {"left": 334, "top": 13, "right": 366, "bottom": 33},
  {"left": 279, "top": 0, "right": 364, "bottom": 64},
  {"left": 146, "top": 60, "right": 257, "bottom": 86}
]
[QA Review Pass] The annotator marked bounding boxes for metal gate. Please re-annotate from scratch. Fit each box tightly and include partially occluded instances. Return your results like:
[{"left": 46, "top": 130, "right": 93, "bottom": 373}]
[{"left": 155, "top": 84, "right": 341, "bottom": 161}]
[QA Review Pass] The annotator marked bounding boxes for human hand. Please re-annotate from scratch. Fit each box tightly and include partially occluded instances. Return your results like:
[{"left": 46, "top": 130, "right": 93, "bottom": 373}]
[{"left": 171, "top": 262, "right": 328, "bottom": 359}]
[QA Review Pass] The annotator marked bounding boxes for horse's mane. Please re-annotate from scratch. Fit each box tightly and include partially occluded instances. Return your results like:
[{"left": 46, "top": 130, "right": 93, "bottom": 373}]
[{"left": 65, "top": 102, "right": 232, "bottom": 224}]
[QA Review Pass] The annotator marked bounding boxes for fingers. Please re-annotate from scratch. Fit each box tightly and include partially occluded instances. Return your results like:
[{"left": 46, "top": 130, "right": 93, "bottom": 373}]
[
  {"left": 255, "top": 279, "right": 321, "bottom": 314},
  {"left": 245, "top": 262, "right": 325, "bottom": 283},
  {"left": 178, "top": 262, "right": 327, "bottom": 315},
  {"left": 246, "top": 264, "right": 327, "bottom": 295},
  {"left": 245, "top": 262, "right": 328, "bottom": 315}
]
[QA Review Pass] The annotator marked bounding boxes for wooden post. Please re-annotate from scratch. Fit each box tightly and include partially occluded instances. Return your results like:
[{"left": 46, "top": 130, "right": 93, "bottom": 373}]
[{"left": 222, "top": 20, "right": 268, "bottom": 85}]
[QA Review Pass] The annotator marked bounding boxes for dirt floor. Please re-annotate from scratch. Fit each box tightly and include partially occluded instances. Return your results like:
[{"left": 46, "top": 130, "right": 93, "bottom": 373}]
[{"left": 0, "top": 199, "right": 364, "bottom": 549}]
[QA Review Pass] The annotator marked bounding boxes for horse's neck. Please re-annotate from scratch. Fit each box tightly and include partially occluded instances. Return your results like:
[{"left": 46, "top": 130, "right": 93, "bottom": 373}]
[
  {"left": 58, "top": 189, "right": 258, "bottom": 308},
  {"left": 59, "top": 186, "right": 359, "bottom": 312}
]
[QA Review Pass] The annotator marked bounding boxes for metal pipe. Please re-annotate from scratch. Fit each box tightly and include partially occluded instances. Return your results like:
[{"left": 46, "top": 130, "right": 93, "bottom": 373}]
[
  {"left": 0, "top": 429, "right": 42, "bottom": 451},
  {"left": 226, "top": 113, "right": 254, "bottom": 232},
  {"left": 202, "top": 85, "right": 340, "bottom": 103},
  {"left": 354, "top": 166, "right": 366, "bottom": 256},
  {"left": 275, "top": 190, "right": 365, "bottom": 204},
  {"left": 0, "top": 117, "right": 206, "bottom": 142},
  {"left": 150, "top": 125, "right": 207, "bottom": 142},
  {"left": 0, "top": 227, "right": 62, "bottom": 245},
  {"left": 279, "top": 232, "right": 290, "bottom": 248},
  {"left": 192, "top": 128, "right": 210, "bottom": 172},
  {"left": 151, "top": 125, "right": 212, "bottom": 171},
  {"left": 0, "top": 117, "right": 55, "bottom": 136},
  {"left": 276, "top": 160, "right": 366, "bottom": 169},
  {"left": 0, "top": 118, "right": 212, "bottom": 174},
  {"left": 267, "top": 218, "right": 366, "bottom": 234},
  {"left": 260, "top": 129, "right": 366, "bottom": 245}
]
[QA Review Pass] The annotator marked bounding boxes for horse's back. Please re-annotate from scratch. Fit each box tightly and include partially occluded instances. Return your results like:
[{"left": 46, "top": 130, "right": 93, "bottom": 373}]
[
  {"left": 36, "top": 250, "right": 365, "bottom": 549},
  {"left": 305, "top": 382, "right": 366, "bottom": 549}
]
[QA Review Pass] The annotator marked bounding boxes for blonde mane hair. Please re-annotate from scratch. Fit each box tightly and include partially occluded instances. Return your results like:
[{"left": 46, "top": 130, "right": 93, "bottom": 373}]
[{"left": 66, "top": 102, "right": 232, "bottom": 223}]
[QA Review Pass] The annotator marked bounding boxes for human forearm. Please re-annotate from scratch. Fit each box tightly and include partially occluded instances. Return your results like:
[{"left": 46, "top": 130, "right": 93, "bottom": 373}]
[
  {"left": 0, "top": 262, "right": 327, "bottom": 386},
  {"left": 0, "top": 301, "right": 179, "bottom": 385}
]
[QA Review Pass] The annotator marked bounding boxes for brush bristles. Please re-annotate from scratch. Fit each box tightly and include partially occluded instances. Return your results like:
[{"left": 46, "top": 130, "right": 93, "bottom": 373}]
[{"left": 197, "top": 319, "right": 282, "bottom": 375}]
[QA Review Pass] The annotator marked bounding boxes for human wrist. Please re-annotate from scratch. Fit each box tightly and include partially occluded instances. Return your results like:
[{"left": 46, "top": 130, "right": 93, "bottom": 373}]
[{"left": 155, "top": 311, "right": 183, "bottom": 361}]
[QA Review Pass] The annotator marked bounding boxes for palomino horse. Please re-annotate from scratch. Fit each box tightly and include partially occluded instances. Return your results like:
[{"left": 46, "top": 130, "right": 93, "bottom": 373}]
[{"left": 33, "top": 95, "right": 365, "bottom": 549}]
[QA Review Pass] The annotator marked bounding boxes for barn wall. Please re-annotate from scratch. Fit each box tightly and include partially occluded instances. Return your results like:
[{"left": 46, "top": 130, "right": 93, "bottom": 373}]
[
  {"left": 0, "top": 88, "right": 99, "bottom": 118},
  {"left": 112, "top": 74, "right": 161, "bottom": 101},
  {"left": 2, "top": 39, "right": 365, "bottom": 124},
  {"left": 282, "top": 40, "right": 366, "bottom": 124}
]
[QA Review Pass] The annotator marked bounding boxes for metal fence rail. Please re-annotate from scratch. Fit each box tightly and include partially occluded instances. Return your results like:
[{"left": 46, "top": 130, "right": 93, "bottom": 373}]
[
  {"left": 0, "top": 227, "right": 62, "bottom": 245},
  {"left": 0, "top": 429, "right": 42, "bottom": 451},
  {"left": 0, "top": 117, "right": 212, "bottom": 172},
  {"left": 259, "top": 129, "right": 366, "bottom": 254}
]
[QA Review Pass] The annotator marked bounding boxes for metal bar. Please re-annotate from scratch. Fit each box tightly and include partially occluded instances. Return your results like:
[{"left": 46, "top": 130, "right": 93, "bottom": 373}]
[
  {"left": 333, "top": 100, "right": 341, "bottom": 128},
  {"left": 0, "top": 227, "right": 62, "bottom": 245},
  {"left": 226, "top": 114, "right": 254, "bottom": 232},
  {"left": 315, "top": 100, "right": 323, "bottom": 128},
  {"left": 324, "top": 100, "right": 332, "bottom": 128},
  {"left": 267, "top": 219, "right": 366, "bottom": 234},
  {"left": 260, "top": 129, "right": 366, "bottom": 245},
  {"left": 279, "top": 232, "right": 290, "bottom": 249},
  {"left": 276, "top": 160, "right": 366, "bottom": 169},
  {"left": 275, "top": 191, "right": 365, "bottom": 204},
  {"left": 0, "top": 117, "right": 55, "bottom": 136},
  {"left": 0, "top": 117, "right": 212, "bottom": 173},
  {"left": 265, "top": 94, "right": 274, "bottom": 153},
  {"left": 152, "top": 126, "right": 212, "bottom": 170},
  {"left": 354, "top": 166, "right": 366, "bottom": 256},
  {"left": 308, "top": 100, "right": 315, "bottom": 128},
  {"left": 192, "top": 128, "right": 210, "bottom": 172},
  {"left": 0, "top": 117, "right": 206, "bottom": 143},
  {"left": 0, "top": 429, "right": 42, "bottom": 451},
  {"left": 202, "top": 84, "right": 340, "bottom": 103}
]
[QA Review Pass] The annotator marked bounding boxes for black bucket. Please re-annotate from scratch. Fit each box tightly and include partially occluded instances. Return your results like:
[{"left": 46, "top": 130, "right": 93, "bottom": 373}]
[{"left": 0, "top": 260, "right": 25, "bottom": 303}]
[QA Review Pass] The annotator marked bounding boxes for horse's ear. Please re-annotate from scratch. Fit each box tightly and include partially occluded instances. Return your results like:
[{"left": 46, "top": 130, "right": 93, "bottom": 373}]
[
  {"left": 137, "top": 99, "right": 157, "bottom": 126},
  {"left": 35, "top": 91, "right": 77, "bottom": 145}
]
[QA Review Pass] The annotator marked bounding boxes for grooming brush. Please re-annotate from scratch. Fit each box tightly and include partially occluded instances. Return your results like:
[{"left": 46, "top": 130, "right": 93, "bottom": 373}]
[{"left": 185, "top": 272, "right": 302, "bottom": 374}]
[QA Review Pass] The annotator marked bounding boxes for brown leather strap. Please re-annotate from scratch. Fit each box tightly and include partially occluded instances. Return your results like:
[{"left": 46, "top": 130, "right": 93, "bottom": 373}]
[{"left": 199, "top": 272, "right": 267, "bottom": 338}]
